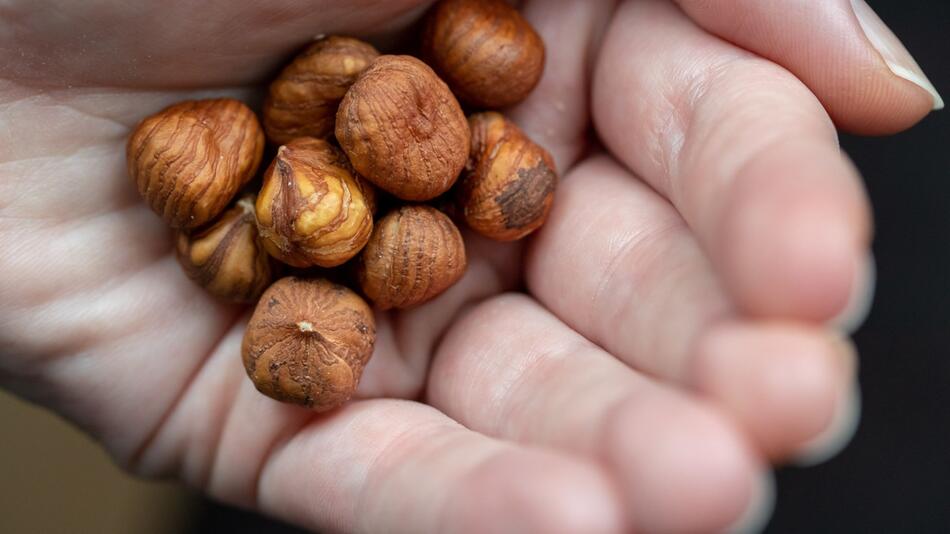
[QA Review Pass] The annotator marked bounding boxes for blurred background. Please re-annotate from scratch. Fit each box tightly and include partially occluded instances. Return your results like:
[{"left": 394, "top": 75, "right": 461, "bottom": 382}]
[
  {"left": 769, "top": 0, "right": 950, "bottom": 530},
  {"left": 0, "top": 0, "right": 946, "bottom": 532}
]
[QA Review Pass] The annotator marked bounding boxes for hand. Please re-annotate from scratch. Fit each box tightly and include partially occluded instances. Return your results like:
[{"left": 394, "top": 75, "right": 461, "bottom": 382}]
[{"left": 0, "top": 1, "right": 939, "bottom": 532}]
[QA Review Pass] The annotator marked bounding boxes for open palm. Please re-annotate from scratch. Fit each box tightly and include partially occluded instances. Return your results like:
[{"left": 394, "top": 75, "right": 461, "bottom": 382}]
[{"left": 0, "top": 1, "right": 939, "bottom": 532}]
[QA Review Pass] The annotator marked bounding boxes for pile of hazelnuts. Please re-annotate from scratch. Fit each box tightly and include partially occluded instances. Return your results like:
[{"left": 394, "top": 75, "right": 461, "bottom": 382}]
[{"left": 126, "top": 0, "right": 554, "bottom": 411}]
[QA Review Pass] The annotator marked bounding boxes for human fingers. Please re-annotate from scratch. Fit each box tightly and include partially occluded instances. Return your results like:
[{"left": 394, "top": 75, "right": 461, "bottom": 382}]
[
  {"left": 673, "top": 0, "right": 943, "bottom": 134},
  {"left": 430, "top": 294, "right": 771, "bottom": 533},
  {"left": 593, "top": 0, "right": 873, "bottom": 322},
  {"left": 525, "top": 155, "right": 856, "bottom": 459},
  {"left": 132, "top": 328, "right": 624, "bottom": 534}
]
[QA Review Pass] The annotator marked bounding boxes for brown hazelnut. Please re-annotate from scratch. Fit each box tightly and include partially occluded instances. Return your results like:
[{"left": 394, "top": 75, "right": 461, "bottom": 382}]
[
  {"left": 255, "top": 138, "right": 375, "bottom": 268},
  {"left": 242, "top": 276, "right": 376, "bottom": 411},
  {"left": 421, "top": 0, "right": 545, "bottom": 109},
  {"left": 357, "top": 205, "right": 466, "bottom": 310},
  {"left": 175, "top": 194, "right": 275, "bottom": 302},
  {"left": 263, "top": 36, "right": 380, "bottom": 145},
  {"left": 127, "top": 99, "right": 265, "bottom": 229},
  {"left": 335, "top": 55, "right": 470, "bottom": 201},
  {"left": 458, "top": 112, "right": 556, "bottom": 241}
]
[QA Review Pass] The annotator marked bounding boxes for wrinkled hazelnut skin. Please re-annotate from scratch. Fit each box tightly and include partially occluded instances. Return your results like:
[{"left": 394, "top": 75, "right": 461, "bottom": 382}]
[
  {"left": 357, "top": 205, "right": 466, "bottom": 310},
  {"left": 336, "top": 55, "right": 470, "bottom": 201},
  {"left": 242, "top": 277, "right": 376, "bottom": 411},
  {"left": 421, "top": 0, "right": 545, "bottom": 109},
  {"left": 256, "top": 138, "right": 375, "bottom": 268},
  {"left": 127, "top": 99, "right": 265, "bottom": 229},
  {"left": 263, "top": 36, "right": 379, "bottom": 145},
  {"left": 458, "top": 112, "right": 556, "bottom": 241},
  {"left": 175, "top": 195, "right": 275, "bottom": 302}
]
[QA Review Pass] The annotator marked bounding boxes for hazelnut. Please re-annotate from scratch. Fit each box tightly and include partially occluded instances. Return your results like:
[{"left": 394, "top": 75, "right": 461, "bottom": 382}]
[
  {"left": 458, "top": 112, "right": 556, "bottom": 241},
  {"left": 175, "top": 194, "right": 275, "bottom": 302},
  {"left": 357, "top": 205, "right": 466, "bottom": 310},
  {"left": 336, "top": 55, "right": 470, "bottom": 201},
  {"left": 421, "top": 0, "right": 545, "bottom": 109},
  {"left": 242, "top": 276, "right": 376, "bottom": 411},
  {"left": 127, "top": 99, "right": 265, "bottom": 229},
  {"left": 263, "top": 36, "right": 380, "bottom": 144},
  {"left": 255, "top": 138, "right": 375, "bottom": 268}
]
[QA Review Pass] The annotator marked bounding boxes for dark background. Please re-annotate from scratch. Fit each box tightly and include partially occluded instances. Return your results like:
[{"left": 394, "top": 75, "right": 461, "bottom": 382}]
[
  {"left": 189, "top": 0, "right": 950, "bottom": 532},
  {"left": 768, "top": 0, "right": 950, "bottom": 531}
]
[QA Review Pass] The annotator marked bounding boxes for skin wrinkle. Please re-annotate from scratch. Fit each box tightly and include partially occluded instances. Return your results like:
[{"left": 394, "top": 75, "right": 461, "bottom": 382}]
[
  {"left": 175, "top": 341, "right": 247, "bottom": 491},
  {"left": 125, "top": 308, "right": 246, "bottom": 476},
  {"left": 356, "top": 415, "right": 475, "bottom": 533},
  {"left": 589, "top": 216, "right": 683, "bottom": 336},
  {"left": 643, "top": 54, "right": 747, "bottom": 201},
  {"left": 353, "top": 413, "right": 433, "bottom": 530},
  {"left": 0, "top": 144, "right": 132, "bottom": 218},
  {"left": 42, "top": 259, "right": 240, "bottom": 464},
  {"left": 247, "top": 411, "right": 321, "bottom": 509},
  {"left": 0, "top": 206, "right": 168, "bottom": 314},
  {"left": 609, "top": 237, "right": 731, "bottom": 380},
  {"left": 0, "top": 216, "right": 174, "bottom": 346},
  {"left": 0, "top": 91, "right": 133, "bottom": 135},
  {"left": 678, "top": 74, "right": 836, "bottom": 235},
  {"left": 25, "top": 253, "right": 187, "bottom": 357},
  {"left": 493, "top": 338, "right": 580, "bottom": 439}
]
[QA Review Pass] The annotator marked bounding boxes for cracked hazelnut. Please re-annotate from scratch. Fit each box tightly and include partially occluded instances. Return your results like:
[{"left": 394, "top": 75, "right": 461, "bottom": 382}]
[
  {"left": 357, "top": 205, "right": 466, "bottom": 310},
  {"left": 127, "top": 98, "right": 265, "bottom": 229},
  {"left": 458, "top": 112, "right": 556, "bottom": 241},
  {"left": 242, "top": 276, "right": 376, "bottom": 411},
  {"left": 256, "top": 137, "right": 375, "bottom": 268},
  {"left": 336, "top": 55, "right": 470, "bottom": 201},
  {"left": 175, "top": 194, "right": 275, "bottom": 302},
  {"left": 263, "top": 36, "right": 379, "bottom": 144},
  {"left": 421, "top": 0, "right": 545, "bottom": 109}
]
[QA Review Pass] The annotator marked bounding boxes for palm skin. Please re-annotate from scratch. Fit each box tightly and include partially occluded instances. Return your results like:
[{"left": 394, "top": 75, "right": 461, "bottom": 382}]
[{"left": 0, "top": 0, "right": 939, "bottom": 532}]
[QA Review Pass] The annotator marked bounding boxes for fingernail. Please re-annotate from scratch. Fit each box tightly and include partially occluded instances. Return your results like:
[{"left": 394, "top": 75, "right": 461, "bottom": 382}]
[
  {"left": 793, "top": 354, "right": 862, "bottom": 467},
  {"left": 851, "top": 0, "right": 944, "bottom": 110},
  {"left": 830, "top": 253, "right": 876, "bottom": 334},
  {"left": 726, "top": 471, "right": 776, "bottom": 534}
]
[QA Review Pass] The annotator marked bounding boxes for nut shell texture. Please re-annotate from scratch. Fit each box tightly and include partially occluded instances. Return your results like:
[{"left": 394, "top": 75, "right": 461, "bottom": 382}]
[
  {"left": 263, "top": 36, "right": 379, "bottom": 144},
  {"left": 358, "top": 205, "right": 467, "bottom": 310},
  {"left": 460, "top": 112, "right": 556, "bottom": 241},
  {"left": 127, "top": 99, "right": 264, "bottom": 229},
  {"left": 242, "top": 277, "right": 376, "bottom": 411},
  {"left": 336, "top": 55, "right": 470, "bottom": 201},
  {"left": 422, "top": 0, "right": 545, "bottom": 108},
  {"left": 176, "top": 195, "right": 274, "bottom": 302},
  {"left": 256, "top": 138, "right": 375, "bottom": 268}
]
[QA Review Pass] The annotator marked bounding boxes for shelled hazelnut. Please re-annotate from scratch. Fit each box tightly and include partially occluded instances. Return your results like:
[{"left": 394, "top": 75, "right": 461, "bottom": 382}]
[
  {"left": 263, "top": 36, "right": 379, "bottom": 144},
  {"left": 127, "top": 99, "right": 264, "bottom": 229},
  {"left": 242, "top": 277, "right": 376, "bottom": 411},
  {"left": 457, "top": 112, "right": 557, "bottom": 241},
  {"left": 126, "top": 0, "right": 555, "bottom": 413},
  {"left": 421, "top": 0, "right": 545, "bottom": 109},
  {"left": 175, "top": 194, "right": 275, "bottom": 302},
  {"left": 357, "top": 205, "right": 467, "bottom": 310},
  {"left": 255, "top": 137, "right": 375, "bottom": 268},
  {"left": 336, "top": 55, "right": 470, "bottom": 201}
]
